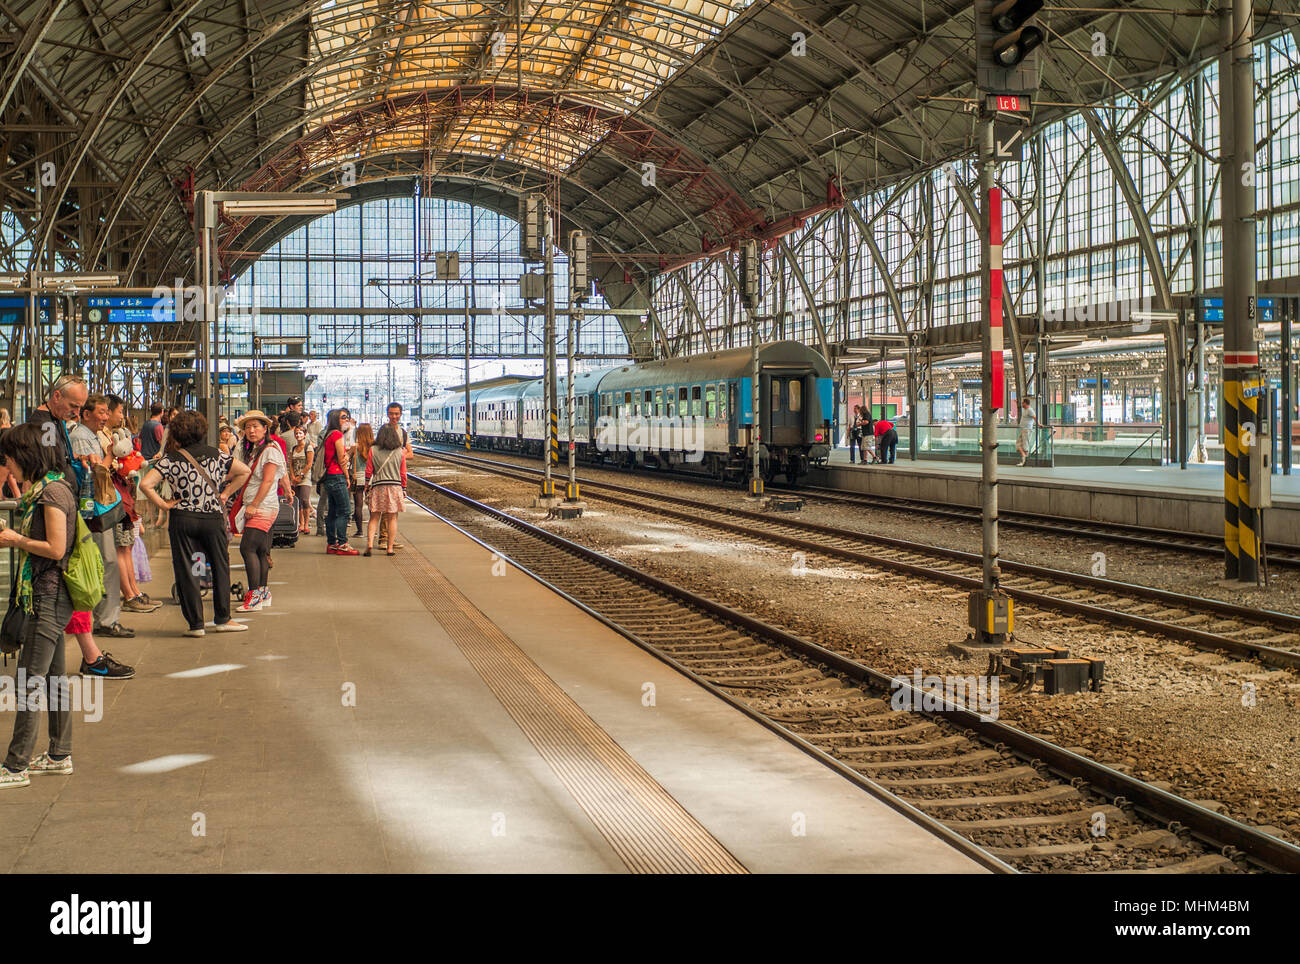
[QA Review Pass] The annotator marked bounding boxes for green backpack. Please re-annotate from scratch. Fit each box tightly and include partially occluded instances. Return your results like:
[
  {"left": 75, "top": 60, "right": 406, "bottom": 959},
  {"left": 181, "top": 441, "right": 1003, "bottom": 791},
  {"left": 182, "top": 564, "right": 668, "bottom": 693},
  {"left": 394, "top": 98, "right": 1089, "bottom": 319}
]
[{"left": 63, "top": 511, "right": 106, "bottom": 612}]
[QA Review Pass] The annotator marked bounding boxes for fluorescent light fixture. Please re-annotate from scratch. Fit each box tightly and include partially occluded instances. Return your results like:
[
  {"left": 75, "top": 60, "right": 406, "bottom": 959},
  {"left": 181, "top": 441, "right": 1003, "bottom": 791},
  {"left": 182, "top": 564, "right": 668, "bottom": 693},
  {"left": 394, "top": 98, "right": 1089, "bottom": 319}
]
[
  {"left": 1130, "top": 310, "right": 1178, "bottom": 322},
  {"left": 168, "top": 350, "right": 197, "bottom": 359},
  {"left": 0, "top": 274, "right": 23, "bottom": 288},
  {"left": 120, "top": 350, "right": 162, "bottom": 360},
  {"left": 221, "top": 201, "right": 338, "bottom": 216},
  {"left": 38, "top": 272, "right": 120, "bottom": 288},
  {"left": 255, "top": 335, "right": 308, "bottom": 344}
]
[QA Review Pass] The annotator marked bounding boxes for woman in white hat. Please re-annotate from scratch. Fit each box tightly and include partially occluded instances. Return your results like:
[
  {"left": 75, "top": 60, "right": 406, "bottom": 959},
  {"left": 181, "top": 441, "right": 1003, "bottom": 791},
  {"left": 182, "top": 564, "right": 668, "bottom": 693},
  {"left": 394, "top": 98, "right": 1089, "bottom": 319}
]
[{"left": 231, "top": 410, "right": 286, "bottom": 613}]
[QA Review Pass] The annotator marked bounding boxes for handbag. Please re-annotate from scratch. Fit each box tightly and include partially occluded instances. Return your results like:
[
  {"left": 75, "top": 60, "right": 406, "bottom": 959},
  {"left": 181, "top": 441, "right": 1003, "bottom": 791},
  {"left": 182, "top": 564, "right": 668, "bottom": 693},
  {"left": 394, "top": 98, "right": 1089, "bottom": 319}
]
[
  {"left": 85, "top": 498, "right": 127, "bottom": 533},
  {"left": 1, "top": 596, "right": 29, "bottom": 655}
]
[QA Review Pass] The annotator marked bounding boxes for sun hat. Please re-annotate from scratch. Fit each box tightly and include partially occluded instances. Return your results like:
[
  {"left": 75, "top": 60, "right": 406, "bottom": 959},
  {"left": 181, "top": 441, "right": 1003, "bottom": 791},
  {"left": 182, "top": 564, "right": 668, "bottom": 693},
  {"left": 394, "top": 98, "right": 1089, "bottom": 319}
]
[{"left": 234, "top": 409, "right": 275, "bottom": 430}]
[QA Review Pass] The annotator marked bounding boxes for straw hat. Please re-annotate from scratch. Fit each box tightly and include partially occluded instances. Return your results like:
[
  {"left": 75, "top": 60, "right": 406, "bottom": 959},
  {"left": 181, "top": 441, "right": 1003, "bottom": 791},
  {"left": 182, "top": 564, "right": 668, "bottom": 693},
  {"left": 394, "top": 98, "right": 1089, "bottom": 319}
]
[{"left": 234, "top": 409, "right": 275, "bottom": 430}]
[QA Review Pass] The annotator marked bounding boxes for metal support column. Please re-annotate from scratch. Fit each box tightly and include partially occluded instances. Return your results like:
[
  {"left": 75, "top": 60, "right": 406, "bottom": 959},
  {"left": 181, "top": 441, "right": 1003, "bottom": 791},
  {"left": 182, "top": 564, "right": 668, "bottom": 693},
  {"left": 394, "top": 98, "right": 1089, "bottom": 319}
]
[
  {"left": 749, "top": 306, "right": 763, "bottom": 496},
  {"left": 542, "top": 203, "right": 557, "bottom": 498},
  {"left": 195, "top": 192, "right": 219, "bottom": 446},
  {"left": 566, "top": 306, "right": 580, "bottom": 501},
  {"left": 967, "top": 109, "right": 1011, "bottom": 647},
  {"left": 1284, "top": 299, "right": 1293, "bottom": 475},
  {"left": 464, "top": 282, "right": 472, "bottom": 451},
  {"left": 1223, "top": 0, "right": 1259, "bottom": 582}
]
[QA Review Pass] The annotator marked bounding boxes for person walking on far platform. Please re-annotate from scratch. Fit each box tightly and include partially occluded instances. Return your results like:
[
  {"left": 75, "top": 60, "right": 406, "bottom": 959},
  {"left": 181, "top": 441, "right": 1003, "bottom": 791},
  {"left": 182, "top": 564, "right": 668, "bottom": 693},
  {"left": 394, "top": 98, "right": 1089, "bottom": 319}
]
[
  {"left": 1016, "top": 397, "right": 1039, "bottom": 467},
  {"left": 849, "top": 405, "right": 864, "bottom": 464}
]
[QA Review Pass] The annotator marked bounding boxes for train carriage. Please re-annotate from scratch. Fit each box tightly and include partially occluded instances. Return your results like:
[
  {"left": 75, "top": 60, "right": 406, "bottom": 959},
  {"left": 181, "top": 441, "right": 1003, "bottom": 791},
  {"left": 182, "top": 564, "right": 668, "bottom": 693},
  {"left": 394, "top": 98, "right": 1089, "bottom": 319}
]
[{"left": 422, "top": 341, "right": 832, "bottom": 486}]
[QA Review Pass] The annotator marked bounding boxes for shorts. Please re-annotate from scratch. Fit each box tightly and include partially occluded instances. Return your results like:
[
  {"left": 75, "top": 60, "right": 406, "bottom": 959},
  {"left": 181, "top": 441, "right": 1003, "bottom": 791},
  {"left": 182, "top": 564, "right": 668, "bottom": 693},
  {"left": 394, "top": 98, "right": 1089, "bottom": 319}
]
[
  {"left": 113, "top": 522, "right": 136, "bottom": 549},
  {"left": 296, "top": 484, "right": 312, "bottom": 508},
  {"left": 65, "top": 610, "right": 92, "bottom": 635}
]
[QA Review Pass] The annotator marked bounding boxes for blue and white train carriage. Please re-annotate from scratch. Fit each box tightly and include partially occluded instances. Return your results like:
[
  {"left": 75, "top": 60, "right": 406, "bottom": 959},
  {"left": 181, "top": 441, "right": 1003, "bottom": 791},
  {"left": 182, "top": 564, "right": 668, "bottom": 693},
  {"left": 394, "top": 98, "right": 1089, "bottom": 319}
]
[{"left": 423, "top": 341, "right": 832, "bottom": 485}]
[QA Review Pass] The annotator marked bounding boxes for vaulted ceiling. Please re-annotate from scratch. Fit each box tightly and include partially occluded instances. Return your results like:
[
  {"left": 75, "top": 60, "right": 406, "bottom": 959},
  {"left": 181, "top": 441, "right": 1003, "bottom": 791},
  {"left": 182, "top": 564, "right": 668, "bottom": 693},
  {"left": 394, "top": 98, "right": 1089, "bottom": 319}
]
[{"left": 0, "top": 1, "right": 1290, "bottom": 284}]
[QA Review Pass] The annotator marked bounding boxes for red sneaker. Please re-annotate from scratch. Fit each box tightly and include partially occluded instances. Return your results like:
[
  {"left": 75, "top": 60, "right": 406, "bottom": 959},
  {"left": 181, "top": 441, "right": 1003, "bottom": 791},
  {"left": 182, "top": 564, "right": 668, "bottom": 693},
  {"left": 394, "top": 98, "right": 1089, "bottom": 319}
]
[
  {"left": 334, "top": 544, "right": 360, "bottom": 556},
  {"left": 325, "top": 544, "right": 338, "bottom": 554}
]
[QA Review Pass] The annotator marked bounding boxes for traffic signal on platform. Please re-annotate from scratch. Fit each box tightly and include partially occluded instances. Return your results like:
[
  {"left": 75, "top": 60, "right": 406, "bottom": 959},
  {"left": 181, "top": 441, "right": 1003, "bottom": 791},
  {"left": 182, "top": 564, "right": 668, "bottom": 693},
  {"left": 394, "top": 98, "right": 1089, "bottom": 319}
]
[{"left": 976, "top": 0, "right": 1044, "bottom": 95}]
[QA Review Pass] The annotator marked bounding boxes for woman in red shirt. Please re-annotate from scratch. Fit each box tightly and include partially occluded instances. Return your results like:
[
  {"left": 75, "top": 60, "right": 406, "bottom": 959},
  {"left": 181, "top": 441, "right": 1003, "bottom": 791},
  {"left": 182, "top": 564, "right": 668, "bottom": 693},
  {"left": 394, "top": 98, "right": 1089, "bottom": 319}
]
[{"left": 321, "top": 408, "right": 357, "bottom": 555}]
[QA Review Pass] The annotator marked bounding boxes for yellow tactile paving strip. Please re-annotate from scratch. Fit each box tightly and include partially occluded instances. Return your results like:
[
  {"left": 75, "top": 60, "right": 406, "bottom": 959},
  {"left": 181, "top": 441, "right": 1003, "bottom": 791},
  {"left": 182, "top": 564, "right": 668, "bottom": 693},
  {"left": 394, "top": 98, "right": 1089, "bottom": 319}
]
[{"left": 393, "top": 545, "right": 747, "bottom": 875}]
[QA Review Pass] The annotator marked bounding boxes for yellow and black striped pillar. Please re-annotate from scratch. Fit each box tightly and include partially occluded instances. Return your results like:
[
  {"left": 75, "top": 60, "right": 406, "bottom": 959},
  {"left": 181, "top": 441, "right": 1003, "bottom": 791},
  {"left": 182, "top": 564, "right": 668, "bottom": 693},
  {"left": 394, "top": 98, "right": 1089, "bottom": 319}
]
[
  {"left": 1238, "top": 371, "right": 1261, "bottom": 583},
  {"left": 464, "top": 432, "right": 471, "bottom": 451},
  {"left": 549, "top": 410, "right": 559, "bottom": 465},
  {"left": 1223, "top": 377, "right": 1240, "bottom": 579}
]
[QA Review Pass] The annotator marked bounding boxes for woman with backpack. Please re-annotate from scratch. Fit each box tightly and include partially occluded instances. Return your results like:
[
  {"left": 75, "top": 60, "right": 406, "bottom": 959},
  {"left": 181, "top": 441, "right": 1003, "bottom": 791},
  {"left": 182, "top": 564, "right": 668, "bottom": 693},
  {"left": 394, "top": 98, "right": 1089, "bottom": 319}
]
[
  {"left": 139, "top": 409, "right": 250, "bottom": 637},
  {"left": 0, "top": 423, "right": 82, "bottom": 788},
  {"left": 230, "top": 411, "right": 286, "bottom": 613},
  {"left": 364, "top": 423, "right": 407, "bottom": 557}
]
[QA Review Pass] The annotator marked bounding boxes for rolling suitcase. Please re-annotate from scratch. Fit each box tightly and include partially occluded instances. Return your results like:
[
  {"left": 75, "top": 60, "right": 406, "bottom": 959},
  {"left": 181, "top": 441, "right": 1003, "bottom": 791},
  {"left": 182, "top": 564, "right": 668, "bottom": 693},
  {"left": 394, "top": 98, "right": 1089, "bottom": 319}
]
[{"left": 270, "top": 493, "right": 300, "bottom": 548}]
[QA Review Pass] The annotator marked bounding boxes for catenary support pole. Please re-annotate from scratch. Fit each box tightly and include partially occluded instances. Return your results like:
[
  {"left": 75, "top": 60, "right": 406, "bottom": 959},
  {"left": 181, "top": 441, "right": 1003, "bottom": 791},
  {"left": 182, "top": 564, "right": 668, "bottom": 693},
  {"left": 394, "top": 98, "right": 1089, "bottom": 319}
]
[{"left": 1223, "top": 0, "right": 1258, "bottom": 582}]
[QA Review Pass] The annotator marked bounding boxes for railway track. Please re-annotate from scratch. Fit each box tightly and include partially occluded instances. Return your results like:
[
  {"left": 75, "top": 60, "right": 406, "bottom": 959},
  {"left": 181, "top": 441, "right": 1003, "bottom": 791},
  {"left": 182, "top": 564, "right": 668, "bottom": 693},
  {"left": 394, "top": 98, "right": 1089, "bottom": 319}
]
[
  {"left": 417, "top": 439, "right": 1300, "bottom": 569},
  {"left": 792, "top": 482, "right": 1300, "bottom": 570},
  {"left": 415, "top": 447, "right": 1300, "bottom": 672},
  {"left": 407, "top": 474, "right": 1300, "bottom": 874}
]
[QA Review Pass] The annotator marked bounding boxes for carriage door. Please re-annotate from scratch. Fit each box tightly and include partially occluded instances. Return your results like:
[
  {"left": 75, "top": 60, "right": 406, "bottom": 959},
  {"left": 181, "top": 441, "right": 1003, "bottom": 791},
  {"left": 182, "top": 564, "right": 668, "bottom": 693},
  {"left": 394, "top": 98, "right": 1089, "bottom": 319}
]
[{"left": 768, "top": 374, "right": 802, "bottom": 446}]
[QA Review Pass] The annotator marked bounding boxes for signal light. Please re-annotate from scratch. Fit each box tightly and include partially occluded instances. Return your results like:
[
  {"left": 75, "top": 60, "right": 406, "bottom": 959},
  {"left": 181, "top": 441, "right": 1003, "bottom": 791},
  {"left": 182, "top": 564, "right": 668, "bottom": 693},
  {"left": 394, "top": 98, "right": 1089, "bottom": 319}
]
[{"left": 976, "top": 0, "right": 1044, "bottom": 95}]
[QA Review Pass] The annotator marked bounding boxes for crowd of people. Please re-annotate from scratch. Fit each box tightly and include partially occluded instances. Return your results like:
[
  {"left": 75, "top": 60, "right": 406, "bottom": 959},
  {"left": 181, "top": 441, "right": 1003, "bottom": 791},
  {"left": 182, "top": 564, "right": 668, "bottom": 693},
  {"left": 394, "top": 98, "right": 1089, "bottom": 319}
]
[{"left": 0, "top": 382, "right": 412, "bottom": 791}]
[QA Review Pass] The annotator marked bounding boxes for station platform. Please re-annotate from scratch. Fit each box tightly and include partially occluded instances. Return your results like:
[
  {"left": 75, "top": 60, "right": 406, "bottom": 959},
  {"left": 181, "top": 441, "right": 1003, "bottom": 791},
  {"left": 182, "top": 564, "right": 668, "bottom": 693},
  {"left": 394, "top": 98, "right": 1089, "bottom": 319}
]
[
  {"left": 0, "top": 501, "right": 984, "bottom": 874},
  {"left": 816, "top": 449, "right": 1300, "bottom": 544}
]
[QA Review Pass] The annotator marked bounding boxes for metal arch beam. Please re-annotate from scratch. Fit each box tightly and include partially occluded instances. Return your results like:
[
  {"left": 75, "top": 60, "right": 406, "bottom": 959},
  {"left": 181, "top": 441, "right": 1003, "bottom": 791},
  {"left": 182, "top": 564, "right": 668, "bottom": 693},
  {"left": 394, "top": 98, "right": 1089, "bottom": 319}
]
[
  {"left": 0, "top": 0, "right": 70, "bottom": 120},
  {"left": 147, "top": 164, "right": 663, "bottom": 354},
  {"left": 91, "top": 7, "right": 824, "bottom": 249},
  {"left": 152, "top": 9, "right": 811, "bottom": 196},
  {"left": 673, "top": 268, "right": 713, "bottom": 352},
  {"left": 843, "top": 194, "right": 908, "bottom": 338},
  {"left": 776, "top": 238, "right": 830, "bottom": 363},
  {"left": 217, "top": 89, "right": 762, "bottom": 259},
  {"left": 27, "top": 0, "right": 213, "bottom": 269},
  {"left": 88, "top": 3, "right": 317, "bottom": 265}
]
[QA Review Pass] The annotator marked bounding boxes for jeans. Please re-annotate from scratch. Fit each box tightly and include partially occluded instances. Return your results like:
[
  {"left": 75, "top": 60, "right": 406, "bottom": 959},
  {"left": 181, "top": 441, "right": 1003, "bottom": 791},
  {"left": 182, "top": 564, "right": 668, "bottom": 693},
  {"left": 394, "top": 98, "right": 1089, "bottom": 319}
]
[
  {"left": 880, "top": 429, "right": 898, "bottom": 464},
  {"left": 322, "top": 474, "right": 351, "bottom": 546},
  {"left": 4, "top": 582, "right": 75, "bottom": 772},
  {"left": 92, "top": 525, "right": 121, "bottom": 629},
  {"left": 351, "top": 485, "right": 365, "bottom": 531},
  {"left": 169, "top": 509, "right": 232, "bottom": 631}
]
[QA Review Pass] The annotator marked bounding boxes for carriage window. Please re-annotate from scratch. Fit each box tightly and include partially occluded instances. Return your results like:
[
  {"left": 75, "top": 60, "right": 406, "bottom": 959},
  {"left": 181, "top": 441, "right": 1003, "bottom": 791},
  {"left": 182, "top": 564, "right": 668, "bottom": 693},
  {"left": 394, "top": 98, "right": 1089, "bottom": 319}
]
[
  {"left": 705, "top": 385, "right": 716, "bottom": 419},
  {"left": 718, "top": 385, "right": 727, "bottom": 418},
  {"left": 789, "top": 380, "right": 802, "bottom": 412},
  {"left": 771, "top": 380, "right": 782, "bottom": 412},
  {"left": 678, "top": 386, "right": 689, "bottom": 404},
  {"left": 654, "top": 389, "right": 662, "bottom": 416},
  {"left": 691, "top": 385, "right": 702, "bottom": 416},
  {"left": 624, "top": 392, "right": 632, "bottom": 405},
  {"left": 644, "top": 390, "right": 652, "bottom": 407}
]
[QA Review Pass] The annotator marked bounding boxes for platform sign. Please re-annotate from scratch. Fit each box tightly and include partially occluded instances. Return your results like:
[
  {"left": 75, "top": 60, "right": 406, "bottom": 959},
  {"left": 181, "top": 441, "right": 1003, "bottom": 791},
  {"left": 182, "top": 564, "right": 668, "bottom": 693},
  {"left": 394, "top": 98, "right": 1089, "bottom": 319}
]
[
  {"left": 215, "top": 372, "right": 246, "bottom": 385},
  {"left": 1201, "top": 297, "right": 1272, "bottom": 322},
  {"left": 83, "top": 295, "right": 176, "bottom": 325},
  {"left": 0, "top": 296, "right": 53, "bottom": 326}
]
